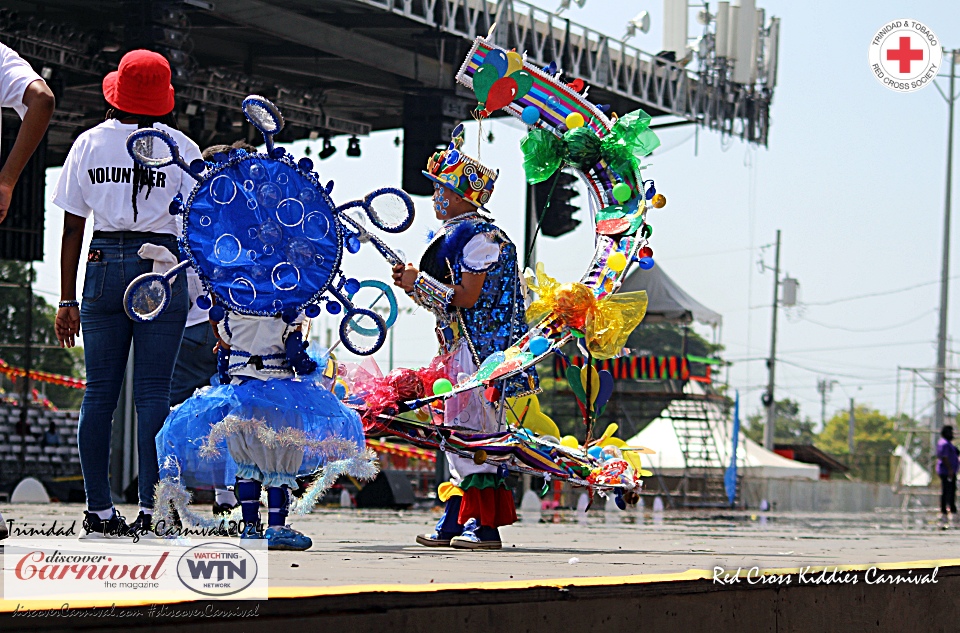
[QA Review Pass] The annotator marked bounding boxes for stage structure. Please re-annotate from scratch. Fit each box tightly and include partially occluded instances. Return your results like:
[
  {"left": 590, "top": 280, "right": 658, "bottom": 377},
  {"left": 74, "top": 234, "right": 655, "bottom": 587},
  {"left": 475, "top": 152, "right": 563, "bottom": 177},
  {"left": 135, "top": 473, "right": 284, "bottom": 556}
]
[{"left": 0, "top": 0, "right": 779, "bottom": 500}]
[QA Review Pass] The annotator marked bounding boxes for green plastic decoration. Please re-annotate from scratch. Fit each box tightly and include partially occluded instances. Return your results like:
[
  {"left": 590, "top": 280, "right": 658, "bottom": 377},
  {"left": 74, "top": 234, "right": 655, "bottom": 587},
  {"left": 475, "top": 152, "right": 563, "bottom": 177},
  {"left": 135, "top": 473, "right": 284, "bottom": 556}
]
[
  {"left": 520, "top": 129, "right": 564, "bottom": 184},
  {"left": 600, "top": 109, "right": 661, "bottom": 177},
  {"left": 563, "top": 127, "right": 602, "bottom": 172},
  {"left": 520, "top": 108, "right": 660, "bottom": 188}
]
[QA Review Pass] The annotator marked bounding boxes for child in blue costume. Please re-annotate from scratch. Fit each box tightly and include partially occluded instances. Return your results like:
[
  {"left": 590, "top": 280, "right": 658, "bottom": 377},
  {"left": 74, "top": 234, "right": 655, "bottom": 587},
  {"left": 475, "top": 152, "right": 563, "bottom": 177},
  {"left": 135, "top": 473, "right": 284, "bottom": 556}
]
[
  {"left": 393, "top": 125, "right": 538, "bottom": 550},
  {"left": 154, "top": 307, "right": 377, "bottom": 551}
]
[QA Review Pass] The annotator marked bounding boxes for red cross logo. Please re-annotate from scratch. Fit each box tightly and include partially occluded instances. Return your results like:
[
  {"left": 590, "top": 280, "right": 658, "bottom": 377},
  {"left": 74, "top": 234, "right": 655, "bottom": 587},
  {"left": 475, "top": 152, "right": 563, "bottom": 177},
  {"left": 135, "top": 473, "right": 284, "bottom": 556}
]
[{"left": 886, "top": 36, "right": 924, "bottom": 73}]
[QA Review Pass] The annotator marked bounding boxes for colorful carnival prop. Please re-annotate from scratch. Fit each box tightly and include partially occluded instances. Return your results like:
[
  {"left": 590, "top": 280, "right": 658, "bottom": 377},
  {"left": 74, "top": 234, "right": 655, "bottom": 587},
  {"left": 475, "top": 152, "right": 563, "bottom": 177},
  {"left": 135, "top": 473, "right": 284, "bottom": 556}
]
[
  {"left": 123, "top": 95, "right": 412, "bottom": 356},
  {"left": 406, "top": 34, "right": 663, "bottom": 406},
  {"left": 339, "top": 33, "right": 665, "bottom": 506}
]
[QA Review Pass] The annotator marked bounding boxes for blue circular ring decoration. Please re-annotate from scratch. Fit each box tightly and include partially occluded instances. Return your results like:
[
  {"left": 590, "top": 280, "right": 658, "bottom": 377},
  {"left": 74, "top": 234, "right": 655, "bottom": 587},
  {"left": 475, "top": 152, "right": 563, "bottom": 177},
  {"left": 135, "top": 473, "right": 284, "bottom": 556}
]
[
  {"left": 123, "top": 272, "right": 172, "bottom": 323},
  {"left": 362, "top": 188, "right": 416, "bottom": 233},
  {"left": 339, "top": 307, "right": 387, "bottom": 356},
  {"left": 346, "top": 279, "right": 398, "bottom": 335}
]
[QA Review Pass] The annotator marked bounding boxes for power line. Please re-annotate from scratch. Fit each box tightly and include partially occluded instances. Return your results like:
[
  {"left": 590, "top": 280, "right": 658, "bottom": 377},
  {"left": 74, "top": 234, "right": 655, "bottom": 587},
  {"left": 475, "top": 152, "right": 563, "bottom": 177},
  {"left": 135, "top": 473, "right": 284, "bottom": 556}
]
[
  {"left": 801, "top": 276, "right": 959, "bottom": 307},
  {"left": 798, "top": 308, "right": 936, "bottom": 333}
]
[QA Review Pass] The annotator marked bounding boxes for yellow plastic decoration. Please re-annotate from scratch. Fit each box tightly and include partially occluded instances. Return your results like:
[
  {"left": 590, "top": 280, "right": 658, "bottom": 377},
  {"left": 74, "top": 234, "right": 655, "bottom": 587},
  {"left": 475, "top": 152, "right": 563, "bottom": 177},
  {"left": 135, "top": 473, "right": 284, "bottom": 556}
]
[
  {"left": 526, "top": 263, "right": 648, "bottom": 359},
  {"left": 504, "top": 346, "right": 521, "bottom": 360},
  {"left": 560, "top": 435, "right": 580, "bottom": 449},
  {"left": 438, "top": 482, "right": 463, "bottom": 502},
  {"left": 599, "top": 423, "right": 618, "bottom": 441},
  {"left": 506, "top": 394, "right": 561, "bottom": 439},
  {"left": 580, "top": 364, "right": 601, "bottom": 404},
  {"left": 506, "top": 51, "right": 524, "bottom": 76}
]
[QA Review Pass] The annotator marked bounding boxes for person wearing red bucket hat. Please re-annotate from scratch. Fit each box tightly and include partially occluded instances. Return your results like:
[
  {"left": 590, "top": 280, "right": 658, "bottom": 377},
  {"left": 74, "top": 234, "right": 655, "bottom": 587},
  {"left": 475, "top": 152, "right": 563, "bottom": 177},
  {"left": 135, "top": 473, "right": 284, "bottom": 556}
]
[{"left": 52, "top": 49, "right": 202, "bottom": 540}]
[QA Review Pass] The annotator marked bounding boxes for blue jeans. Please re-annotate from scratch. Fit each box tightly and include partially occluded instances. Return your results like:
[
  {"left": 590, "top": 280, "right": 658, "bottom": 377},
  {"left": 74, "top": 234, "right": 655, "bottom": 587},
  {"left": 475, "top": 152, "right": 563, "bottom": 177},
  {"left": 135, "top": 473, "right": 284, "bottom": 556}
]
[
  {"left": 78, "top": 233, "right": 187, "bottom": 511},
  {"left": 170, "top": 322, "right": 218, "bottom": 407}
]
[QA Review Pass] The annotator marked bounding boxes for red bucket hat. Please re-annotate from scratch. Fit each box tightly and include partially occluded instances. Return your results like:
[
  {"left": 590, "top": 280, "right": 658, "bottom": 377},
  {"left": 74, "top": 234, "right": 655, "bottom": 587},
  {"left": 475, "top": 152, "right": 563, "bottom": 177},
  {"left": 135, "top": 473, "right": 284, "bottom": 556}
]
[{"left": 102, "top": 50, "right": 175, "bottom": 117}]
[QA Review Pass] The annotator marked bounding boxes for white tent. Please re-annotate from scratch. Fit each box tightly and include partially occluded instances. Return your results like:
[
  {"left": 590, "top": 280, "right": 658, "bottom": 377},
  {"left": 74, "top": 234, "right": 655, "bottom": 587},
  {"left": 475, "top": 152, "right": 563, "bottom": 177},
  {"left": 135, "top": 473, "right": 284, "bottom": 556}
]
[
  {"left": 894, "top": 446, "right": 932, "bottom": 487},
  {"left": 627, "top": 384, "right": 820, "bottom": 481}
]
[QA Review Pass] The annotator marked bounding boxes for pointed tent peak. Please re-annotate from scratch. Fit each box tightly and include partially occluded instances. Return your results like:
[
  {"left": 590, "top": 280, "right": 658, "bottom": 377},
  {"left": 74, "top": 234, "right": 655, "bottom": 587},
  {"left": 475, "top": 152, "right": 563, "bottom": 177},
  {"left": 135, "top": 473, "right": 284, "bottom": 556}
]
[{"left": 619, "top": 262, "right": 721, "bottom": 328}]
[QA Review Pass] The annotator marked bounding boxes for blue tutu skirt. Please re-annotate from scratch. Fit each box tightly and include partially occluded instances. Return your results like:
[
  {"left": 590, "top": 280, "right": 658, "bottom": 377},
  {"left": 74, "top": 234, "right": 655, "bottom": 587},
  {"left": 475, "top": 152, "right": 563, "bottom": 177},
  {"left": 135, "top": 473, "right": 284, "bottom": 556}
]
[{"left": 156, "top": 375, "right": 369, "bottom": 490}]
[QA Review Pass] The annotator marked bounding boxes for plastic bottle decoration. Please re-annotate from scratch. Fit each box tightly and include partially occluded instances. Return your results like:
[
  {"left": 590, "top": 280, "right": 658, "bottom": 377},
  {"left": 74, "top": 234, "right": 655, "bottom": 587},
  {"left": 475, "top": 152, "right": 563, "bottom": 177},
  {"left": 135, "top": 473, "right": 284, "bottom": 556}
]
[{"left": 123, "top": 95, "right": 414, "bottom": 356}]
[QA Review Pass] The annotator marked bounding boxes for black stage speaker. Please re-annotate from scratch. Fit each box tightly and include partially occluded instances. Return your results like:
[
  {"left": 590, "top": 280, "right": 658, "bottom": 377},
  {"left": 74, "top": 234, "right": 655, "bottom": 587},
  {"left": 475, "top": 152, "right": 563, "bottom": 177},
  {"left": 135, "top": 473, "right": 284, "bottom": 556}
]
[
  {"left": 401, "top": 93, "right": 472, "bottom": 196},
  {"left": 0, "top": 114, "right": 46, "bottom": 262},
  {"left": 355, "top": 470, "right": 416, "bottom": 508}
]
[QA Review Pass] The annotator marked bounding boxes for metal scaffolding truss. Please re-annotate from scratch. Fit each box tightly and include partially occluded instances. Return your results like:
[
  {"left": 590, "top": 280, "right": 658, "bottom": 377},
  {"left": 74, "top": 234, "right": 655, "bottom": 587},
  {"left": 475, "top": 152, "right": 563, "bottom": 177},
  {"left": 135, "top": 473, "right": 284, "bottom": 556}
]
[{"left": 357, "top": 0, "right": 773, "bottom": 144}]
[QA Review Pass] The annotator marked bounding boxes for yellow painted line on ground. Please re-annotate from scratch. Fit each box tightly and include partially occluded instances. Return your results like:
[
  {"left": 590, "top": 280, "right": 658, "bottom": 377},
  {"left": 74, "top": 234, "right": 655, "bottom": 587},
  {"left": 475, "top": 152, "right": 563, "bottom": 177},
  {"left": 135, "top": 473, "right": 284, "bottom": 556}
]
[{"left": 2, "top": 558, "right": 958, "bottom": 612}]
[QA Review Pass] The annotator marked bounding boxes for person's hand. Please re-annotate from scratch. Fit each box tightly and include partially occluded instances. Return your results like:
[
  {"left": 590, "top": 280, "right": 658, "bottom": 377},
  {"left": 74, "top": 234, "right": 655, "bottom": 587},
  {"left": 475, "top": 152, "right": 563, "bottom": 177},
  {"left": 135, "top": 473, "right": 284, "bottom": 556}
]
[
  {"left": 393, "top": 263, "right": 418, "bottom": 293},
  {"left": 55, "top": 306, "right": 80, "bottom": 348},
  {"left": 396, "top": 264, "right": 418, "bottom": 293},
  {"left": 0, "top": 181, "right": 13, "bottom": 224}
]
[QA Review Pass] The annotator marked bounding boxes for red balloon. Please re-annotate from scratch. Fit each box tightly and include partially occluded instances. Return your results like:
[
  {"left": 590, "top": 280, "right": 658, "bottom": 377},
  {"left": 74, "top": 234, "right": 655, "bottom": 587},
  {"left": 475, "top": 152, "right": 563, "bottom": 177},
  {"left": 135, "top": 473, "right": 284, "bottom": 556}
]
[
  {"left": 638, "top": 246, "right": 653, "bottom": 258},
  {"left": 484, "top": 77, "right": 519, "bottom": 113}
]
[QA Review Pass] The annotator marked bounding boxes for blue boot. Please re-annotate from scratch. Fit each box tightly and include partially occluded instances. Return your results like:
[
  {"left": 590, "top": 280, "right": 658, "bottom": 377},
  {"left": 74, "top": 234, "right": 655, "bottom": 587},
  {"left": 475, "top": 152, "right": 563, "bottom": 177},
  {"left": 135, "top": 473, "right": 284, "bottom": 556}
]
[{"left": 416, "top": 495, "right": 463, "bottom": 547}]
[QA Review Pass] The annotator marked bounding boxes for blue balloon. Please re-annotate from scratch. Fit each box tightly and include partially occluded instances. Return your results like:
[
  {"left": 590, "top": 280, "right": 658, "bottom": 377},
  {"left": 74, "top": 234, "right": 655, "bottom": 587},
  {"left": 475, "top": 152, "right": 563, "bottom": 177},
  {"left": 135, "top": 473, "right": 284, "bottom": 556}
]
[
  {"left": 521, "top": 106, "right": 540, "bottom": 125},
  {"left": 189, "top": 158, "right": 206, "bottom": 174},
  {"left": 305, "top": 303, "right": 321, "bottom": 318},
  {"left": 333, "top": 382, "right": 347, "bottom": 399},
  {"left": 638, "top": 257, "right": 655, "bottom": 270},
  {"left": 344, "top": 278, "right": 361, "bottom": 294},
  {"left": 208, "top": 305, "right": 225, "bottom": 322},
  {"left": 587, "top": 446, "right": 604, "bottom": 460},
  {"left": 326, "top": 301, "right": 341, "bottom": 315},
  {"left": 195, "top": 295, "right": 212, "bottom": 310},
  {"left": 485, "top": 49, "right": 509, "bottom": 77},
  {"left": 528, "top": 336, "right": 550, "bottom": 356},
  {"left": 298, "top": 157, "right": 314, "bottom": 172}
]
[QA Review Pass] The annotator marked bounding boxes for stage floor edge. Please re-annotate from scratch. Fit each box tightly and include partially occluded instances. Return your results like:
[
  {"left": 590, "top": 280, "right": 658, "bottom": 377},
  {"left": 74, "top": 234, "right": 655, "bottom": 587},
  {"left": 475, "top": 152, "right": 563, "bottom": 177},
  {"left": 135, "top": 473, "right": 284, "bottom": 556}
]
[{"left": 2, "top": 559, "right": 958, "bottom": 632}]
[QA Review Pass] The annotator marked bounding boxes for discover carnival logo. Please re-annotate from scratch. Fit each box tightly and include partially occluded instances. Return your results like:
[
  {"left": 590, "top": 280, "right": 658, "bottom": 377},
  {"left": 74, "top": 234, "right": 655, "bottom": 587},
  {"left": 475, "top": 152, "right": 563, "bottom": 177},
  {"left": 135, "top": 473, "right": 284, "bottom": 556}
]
[
  {"left": 4, "top": 539, "right": 267, "bottom": 601},
  {"left": 869, "top": 19, "right": 942, "bottom": 93}
]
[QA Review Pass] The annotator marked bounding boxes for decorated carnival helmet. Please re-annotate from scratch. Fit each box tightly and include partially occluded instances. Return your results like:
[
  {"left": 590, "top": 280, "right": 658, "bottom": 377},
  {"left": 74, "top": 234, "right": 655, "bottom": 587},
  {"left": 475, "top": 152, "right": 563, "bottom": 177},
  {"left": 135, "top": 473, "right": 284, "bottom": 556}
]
[{"left": 422, "top": 123, "right": 497, "bottom": 215}]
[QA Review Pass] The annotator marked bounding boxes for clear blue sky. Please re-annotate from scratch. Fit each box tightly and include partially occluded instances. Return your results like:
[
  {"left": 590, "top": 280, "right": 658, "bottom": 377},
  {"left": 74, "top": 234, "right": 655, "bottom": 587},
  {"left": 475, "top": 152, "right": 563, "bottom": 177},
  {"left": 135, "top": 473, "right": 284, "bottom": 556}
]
[{"left": 33, "top": 0, "right": 960, "bottom": 428}]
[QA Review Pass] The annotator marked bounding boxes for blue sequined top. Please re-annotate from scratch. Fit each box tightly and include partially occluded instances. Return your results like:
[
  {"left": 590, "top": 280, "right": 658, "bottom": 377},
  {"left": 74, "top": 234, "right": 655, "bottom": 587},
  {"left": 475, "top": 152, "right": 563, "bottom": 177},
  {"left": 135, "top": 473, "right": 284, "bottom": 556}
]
[{"left": 422, "top": 216, "right": 539, "bottom": 398}]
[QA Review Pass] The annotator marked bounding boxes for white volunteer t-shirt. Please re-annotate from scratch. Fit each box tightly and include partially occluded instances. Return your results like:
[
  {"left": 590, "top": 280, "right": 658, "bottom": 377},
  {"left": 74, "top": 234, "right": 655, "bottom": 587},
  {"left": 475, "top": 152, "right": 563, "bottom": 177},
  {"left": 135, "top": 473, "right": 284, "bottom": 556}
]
[
  {"left": 0, "top": 40, "right": 44, "bottom": 139},
  {"left": 52, "top": 120, "right": 202, "bottom": 235}
]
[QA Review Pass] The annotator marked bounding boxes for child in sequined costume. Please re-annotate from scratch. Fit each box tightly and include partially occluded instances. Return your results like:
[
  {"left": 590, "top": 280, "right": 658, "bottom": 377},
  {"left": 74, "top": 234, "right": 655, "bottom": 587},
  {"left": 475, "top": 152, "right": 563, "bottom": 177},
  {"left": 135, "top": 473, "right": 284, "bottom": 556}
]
[{"left": 393, "top": 125, "right": 538, "bottom": 550}]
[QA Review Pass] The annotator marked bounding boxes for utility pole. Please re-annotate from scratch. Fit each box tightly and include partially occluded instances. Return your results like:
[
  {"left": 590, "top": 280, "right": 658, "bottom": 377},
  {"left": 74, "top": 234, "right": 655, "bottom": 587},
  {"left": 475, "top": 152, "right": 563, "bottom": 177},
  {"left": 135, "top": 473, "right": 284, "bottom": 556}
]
[
  {"left": 934, "top": 49, "right": 958, "bottom": 439},
  {"left": 848, "top": 397, "right": 855, "bottom": 454},
  {"left": 763, "top": 230, "right": 781, "bottom": 451}
]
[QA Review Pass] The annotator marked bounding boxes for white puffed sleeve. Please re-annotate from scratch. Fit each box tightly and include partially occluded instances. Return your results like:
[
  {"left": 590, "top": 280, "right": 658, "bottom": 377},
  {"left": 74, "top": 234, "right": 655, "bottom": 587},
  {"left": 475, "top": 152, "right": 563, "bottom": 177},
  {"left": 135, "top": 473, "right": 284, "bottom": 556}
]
[{"left": 461, "top": 233, "right": 500, "bottom": 273}]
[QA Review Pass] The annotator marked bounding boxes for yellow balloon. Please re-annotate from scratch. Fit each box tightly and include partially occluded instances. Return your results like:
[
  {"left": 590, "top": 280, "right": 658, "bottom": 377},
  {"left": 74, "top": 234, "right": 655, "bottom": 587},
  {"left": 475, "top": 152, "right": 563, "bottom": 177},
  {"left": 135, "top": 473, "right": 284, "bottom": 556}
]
[
  {"left": 561, "top": 435, "right": 580, "bottom": 448},
  {"left": 506, "top": 51, "right": 524, "bottom": 76},
  {"left": 580, "top": 364, "right": 601, "bottom": 404},
  {"left": 565, "top": 112, "right": 585, "bottom": 129},
  {"left": 607, "top": 252, "right": 627, "bottom": 272}
]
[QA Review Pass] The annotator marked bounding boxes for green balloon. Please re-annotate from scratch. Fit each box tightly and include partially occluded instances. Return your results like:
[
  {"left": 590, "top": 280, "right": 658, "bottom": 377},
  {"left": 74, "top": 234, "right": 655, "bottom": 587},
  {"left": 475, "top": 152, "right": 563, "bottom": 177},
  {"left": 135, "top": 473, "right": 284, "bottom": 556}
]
[
  {"left": 473, "top": 64, "right": 499, "bottom": 104},
  {"left": 613, "top": 182, "right": 633, "bottom": 203},
  {"left": 512, "top": 70, "right": 534, "bottom": 99}
]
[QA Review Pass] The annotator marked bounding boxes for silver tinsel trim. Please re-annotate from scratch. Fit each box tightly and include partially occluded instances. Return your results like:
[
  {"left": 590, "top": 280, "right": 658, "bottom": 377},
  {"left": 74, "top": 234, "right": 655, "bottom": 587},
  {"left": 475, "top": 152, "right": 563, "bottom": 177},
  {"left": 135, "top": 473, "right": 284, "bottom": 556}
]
[
  {"left": 290, "top": 448, "right": 380, "bottom": 514},
  {"left": 198, "top": 415, "right": 363, "bottom": 460}
]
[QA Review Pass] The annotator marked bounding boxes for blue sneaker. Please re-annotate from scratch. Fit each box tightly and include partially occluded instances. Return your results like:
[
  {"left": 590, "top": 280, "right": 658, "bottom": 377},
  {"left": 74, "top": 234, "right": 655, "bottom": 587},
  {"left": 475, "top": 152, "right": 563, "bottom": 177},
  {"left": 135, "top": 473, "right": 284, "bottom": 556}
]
[
  {"left": 240, "top": 522, "right": 263, "bottom": 540},
  {"left": 265, "top": 525, "right": 312, "bottom": 551},
  {"left": 450, "top": 519, "right": 502, "bottom": 550}
]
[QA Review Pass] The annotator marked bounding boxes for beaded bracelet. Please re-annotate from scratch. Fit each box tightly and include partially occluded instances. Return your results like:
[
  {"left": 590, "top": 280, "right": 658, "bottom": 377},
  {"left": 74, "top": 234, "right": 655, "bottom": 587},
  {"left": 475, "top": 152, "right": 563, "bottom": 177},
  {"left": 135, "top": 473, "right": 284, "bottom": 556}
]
[
  {"left": 412, "top": 272, "right": 454, "bottom": 315},
  {"left": 58, "top": 300, "right": 79, "bottom": 309}
]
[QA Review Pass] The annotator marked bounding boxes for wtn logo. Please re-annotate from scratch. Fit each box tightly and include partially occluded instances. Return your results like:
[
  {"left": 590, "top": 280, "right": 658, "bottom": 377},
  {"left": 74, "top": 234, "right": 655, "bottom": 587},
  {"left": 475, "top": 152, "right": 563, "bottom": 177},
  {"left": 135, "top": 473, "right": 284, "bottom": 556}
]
[{"left": 185, "top": 559, "right": 247, "bottom": 581}]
